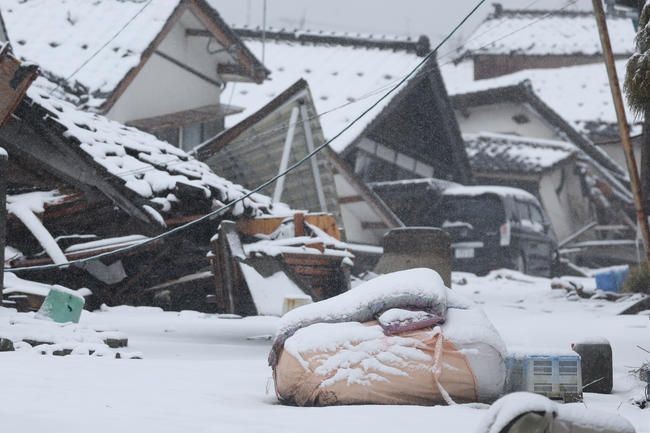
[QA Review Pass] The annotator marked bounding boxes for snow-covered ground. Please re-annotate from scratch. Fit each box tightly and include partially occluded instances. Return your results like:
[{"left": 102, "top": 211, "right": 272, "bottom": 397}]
[{"left": 0, "top": 270, "right": 648, "bottom": 433}]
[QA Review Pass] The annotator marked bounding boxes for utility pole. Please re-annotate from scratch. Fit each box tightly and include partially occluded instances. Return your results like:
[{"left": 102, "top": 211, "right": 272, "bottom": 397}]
[
  {"left": 0, "top": 149, "right": 7, "bottom": 302},
  {"left": 592, "top": 0, "right": 650, "bottom": 261}
]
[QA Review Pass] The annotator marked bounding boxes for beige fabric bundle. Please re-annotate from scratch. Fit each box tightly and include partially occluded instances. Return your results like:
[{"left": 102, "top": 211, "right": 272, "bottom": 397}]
[{"left": 274, "top": 315, "right": 503, "bottom": 406}]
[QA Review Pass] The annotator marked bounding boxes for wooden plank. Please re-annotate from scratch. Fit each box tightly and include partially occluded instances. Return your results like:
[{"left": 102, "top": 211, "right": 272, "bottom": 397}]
[
  {"left": 0, "top": 50, "right": 37, "bottom": 126},
  {"left": 304, "top": 214, "right": 341, "bottom": 239},
  {"left": 361, "top": 221, "right": 388, "bottom": 230},
  {"left": 294, "top": 212, "right": 305, "bottom": 237},
  {"left": 338, "top": 195, "right": 364, "bottom": 204}
]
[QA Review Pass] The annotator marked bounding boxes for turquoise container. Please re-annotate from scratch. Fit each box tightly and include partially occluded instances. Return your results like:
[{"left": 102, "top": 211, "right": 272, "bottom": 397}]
[{"left": 37, "top": 287, "right": 85, "bottom": 324}]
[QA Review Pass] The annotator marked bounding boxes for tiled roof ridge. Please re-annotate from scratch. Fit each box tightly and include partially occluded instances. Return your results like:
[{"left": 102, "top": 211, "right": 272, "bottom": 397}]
[
  {"left": 232, "top": 26, "right": 431, "bottom": 57},
  {"left": 488, "top": 3, "right": 627, "bottom": 19},
  {"left": 464, "top": 132, "right": 576, "bottom": 153}
]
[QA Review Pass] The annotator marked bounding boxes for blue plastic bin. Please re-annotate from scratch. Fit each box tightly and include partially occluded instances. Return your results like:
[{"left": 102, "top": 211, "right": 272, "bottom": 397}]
[{"left": 594, "top": 266, "right": 629, "bottom": 293}]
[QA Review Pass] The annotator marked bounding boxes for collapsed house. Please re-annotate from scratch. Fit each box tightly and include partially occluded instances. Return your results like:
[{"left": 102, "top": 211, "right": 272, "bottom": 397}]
[
  {"left": 198, "top": 28, "right": 473, "bottom": 244},
  {"left": 0, "top": 0, "right": 267, "bottom": 150},
  {"left": 197, "top": 78, "right": 402, "bottom": 245},
  {"left": 442, "top": 60, "right": 638, "bottom": 263},
  {"left": 462, "top": 133, "right": 593, "bottom": 242},
  {"left": 2, "top": 74, "right": 303, "bottom": 312},
  {"left": 462, "top": 4, "right": 635, "bottom": 79}
]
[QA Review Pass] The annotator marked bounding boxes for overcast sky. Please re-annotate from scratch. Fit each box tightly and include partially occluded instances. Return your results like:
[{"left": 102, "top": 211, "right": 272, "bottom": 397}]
[{"left": 209, "top": 0, "right": 594, "bottom": 48}]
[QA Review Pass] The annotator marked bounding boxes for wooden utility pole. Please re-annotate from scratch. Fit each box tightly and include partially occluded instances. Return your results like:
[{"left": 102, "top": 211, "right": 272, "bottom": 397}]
[
  {"left": 592, "top": 0, "right": 650, "bottom": 261},
  {"left": 0, "top": 149, "right": 6, "bottom": 302}
]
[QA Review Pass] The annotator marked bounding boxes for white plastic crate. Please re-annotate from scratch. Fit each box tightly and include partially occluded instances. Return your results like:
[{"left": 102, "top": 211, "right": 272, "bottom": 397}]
[{"left": 506, "top": 351, "right": 582, "bottom": 402}]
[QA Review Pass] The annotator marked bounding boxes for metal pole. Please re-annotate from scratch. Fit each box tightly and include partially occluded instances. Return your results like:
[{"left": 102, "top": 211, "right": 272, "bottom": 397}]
[
  {"left": 592, "top": 0, "right": 650, "bottom": 261},
  {"left": 299, "top": 104, "right": 328, "bottom": 212},
  {"left": 272, "top": 106, "right": 299, "bottom": 203},
  {"left": 0, "top": 149, "right": 7, "bottom": 302}
]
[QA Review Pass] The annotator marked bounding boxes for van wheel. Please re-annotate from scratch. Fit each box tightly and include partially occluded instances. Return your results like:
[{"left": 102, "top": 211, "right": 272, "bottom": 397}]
[{"left": 515, "top": 252, "right": 527, "bottom": 274}]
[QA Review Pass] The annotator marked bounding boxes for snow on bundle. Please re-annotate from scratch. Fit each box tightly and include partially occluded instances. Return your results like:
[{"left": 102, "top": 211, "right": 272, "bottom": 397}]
[{"left": 270, "top": 268, "right": 507, "bottom": 406}]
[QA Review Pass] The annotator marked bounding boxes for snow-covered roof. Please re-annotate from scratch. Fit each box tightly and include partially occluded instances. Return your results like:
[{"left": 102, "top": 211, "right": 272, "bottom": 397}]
[
  {"left": 0, "top": 0, "right": 264, "bottom": 111},
  {"left": 464, "top": 132, "right": 576, "bottom": 175},
  {"left": 224, "top": 28, "right": 430, "bottom": 153},
  {"left": 24, "top": 77, "right": 285, "bottom": 222},
  {"left": 443, "top": 185, "right": 539, "bottom": 202},
  {"left": 445, "top": 60, "right": 640, "bottom": 141},
  {"left": 464, "top": 8, "right": 635, "bottom": 57}
]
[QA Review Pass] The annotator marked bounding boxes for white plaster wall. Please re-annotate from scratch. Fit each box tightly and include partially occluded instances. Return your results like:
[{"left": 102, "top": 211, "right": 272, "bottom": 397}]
[
  {"left": 599, "top": 141, "right": 641, "bottom": 173},
  {"left": 538, "top": 164, "right": 593, "bottom": 241},
  {"left": 107, "top": 10, "right": 224, "bottom": 122},
  {"left": 334, "top": 173, "right": 386, "bottom": 245},
  {"left": 456, "top": 102, "right": 561, "bottom": 140}
]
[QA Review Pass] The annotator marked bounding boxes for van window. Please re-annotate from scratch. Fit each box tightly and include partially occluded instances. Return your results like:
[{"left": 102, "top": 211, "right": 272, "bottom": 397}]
[
  {"left": 515, "top": 200, "right": 530, "bottom": 222},
  {"left": 436, "top": 195, "right": 505, "bottom": 231},
  {"left": 530, "top": 205, "right": 544, "bottom": 225}
]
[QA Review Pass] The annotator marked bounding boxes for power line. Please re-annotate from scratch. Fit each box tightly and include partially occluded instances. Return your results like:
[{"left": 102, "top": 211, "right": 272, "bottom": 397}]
[
  {"left": 47, "top": 0, "right": 577, "bottom": 186},
  {"left": 7, "top": 0, "right": 489, "bottom": 273},
  {"left": 117, "top": 0, "right": 579, "bottom": 181}
]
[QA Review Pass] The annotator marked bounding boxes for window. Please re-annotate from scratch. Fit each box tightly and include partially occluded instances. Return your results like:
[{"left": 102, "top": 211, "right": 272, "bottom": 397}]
[
  {"left": 529, "top": 205, "right": 544, "bottom": 225},
  {"left": 178, "top": 120, "right": 222, "bottom": 151},
  {"left": 515, "top": 200, "right": 530, "bottom": 222}
]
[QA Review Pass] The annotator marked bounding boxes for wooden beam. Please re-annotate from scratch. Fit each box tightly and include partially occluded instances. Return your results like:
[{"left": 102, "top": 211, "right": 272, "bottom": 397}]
[
  {"left": 154, "top": 50, "right": 223, "bottom": 88},
  {"left": 361, "top": 221, "right": 388, "bottom": 230},
  {"left": 338, "top": 195, "right": 364, "bottom": 204}
]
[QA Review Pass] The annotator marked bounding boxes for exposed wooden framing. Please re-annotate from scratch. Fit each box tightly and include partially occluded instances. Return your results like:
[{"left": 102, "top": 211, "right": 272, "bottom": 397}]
[
  {"left": 299, "top": 104, "right": 328, "bottom": 212},
  {"left": 236, "top": 214, "right": 340, "bottom": 239},
  {"left": 9, "top": 239, "right": 161, "bottom": 268},
  {"left": 272, "top": 105, "right": 299, "bottom": 203},
  {"left": 154, "top": 50, "right": 223, "bottom": 88}
]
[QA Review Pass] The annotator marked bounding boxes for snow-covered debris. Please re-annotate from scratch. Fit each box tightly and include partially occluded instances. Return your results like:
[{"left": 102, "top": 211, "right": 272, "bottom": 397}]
[
  {"left": 238, "top": 263, "right": 310, "bottom": 317},
  {"left": 464, "top": 8, "right": 635, "bottom": 57},
  {"left": 24, "top": 77, "right": 287, "bottom": 220},
  {"left": 476, "top": 392, "right": 635, "bottom": 433},
  {"left": 464, "top": 132, "right": 576, "bottom": 174},
  {"left": 6, "top": 190, "right": 69, "bottom": 264},
  {"left": 223, "top": 28, "right": 429, "bottom": 153},
  {"left": 3, "top": 272, "right": 90, "bottom": 299}
]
